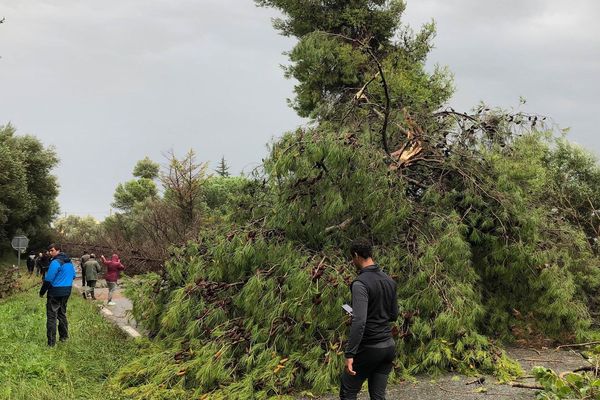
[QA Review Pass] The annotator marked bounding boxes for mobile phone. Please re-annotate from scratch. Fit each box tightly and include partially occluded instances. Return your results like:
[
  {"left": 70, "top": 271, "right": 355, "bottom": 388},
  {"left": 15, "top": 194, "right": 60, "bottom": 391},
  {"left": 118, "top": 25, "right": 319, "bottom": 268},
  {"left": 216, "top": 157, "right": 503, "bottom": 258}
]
[{"left": 342, "top": 304, "right": 353, "bottom": 316}]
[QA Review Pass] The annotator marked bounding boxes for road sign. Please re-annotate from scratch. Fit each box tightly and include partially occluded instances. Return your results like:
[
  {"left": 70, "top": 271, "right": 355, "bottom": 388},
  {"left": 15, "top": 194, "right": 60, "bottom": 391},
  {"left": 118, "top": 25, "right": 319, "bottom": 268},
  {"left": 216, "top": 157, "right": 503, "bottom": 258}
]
[
  {"left": 10, "top": 235, "right": 29, "bottom": 267},
  {"left": 11, "top": 235, "right": 29, "bottom": 251}
]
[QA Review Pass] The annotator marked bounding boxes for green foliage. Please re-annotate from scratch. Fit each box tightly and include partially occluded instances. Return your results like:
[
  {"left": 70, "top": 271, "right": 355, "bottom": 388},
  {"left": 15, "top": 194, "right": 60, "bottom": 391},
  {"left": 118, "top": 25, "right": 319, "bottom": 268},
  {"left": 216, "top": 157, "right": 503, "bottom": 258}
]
[
  {"left": 202, "top": 176, "right": 248, "bottom": 214},
  {"left": 133, "top": 156, "right": 160, "bottom": 180},
  {"left": 0, "top": 284, "right": 138, "bottom": 399},
  {"left": 0, "top": 124, "right": 59, "bottom": 253},
  {"left": 54, "top": 214, "right": 102, "bottom": 243},
  {"left": 108, "top": 1, "right": 600, "bottom": 397},
  {"left": 255, "top": 0, "right": 406, "bottom": 42},
  {"left": 257, "top": 0, "right": 451, "bottom": 120},
  {"left": 112, "top": 178, "right": 158, "bottom": 212},
  {"left": 111, "top": 157, "right": 160, "bottom": 212},
  {"left": 87, "top": 152, "right": 229, "bottom": 269},
  {"left": 534, "top": 366, "right": 600, "bottom": 399}
]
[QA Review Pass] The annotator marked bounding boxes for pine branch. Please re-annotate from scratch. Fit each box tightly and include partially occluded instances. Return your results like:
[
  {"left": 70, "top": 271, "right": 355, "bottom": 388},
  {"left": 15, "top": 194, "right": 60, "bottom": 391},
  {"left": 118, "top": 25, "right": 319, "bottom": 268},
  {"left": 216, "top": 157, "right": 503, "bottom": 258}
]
[{"left": 324, "top": 217, "right": 353, "bottom": 233}]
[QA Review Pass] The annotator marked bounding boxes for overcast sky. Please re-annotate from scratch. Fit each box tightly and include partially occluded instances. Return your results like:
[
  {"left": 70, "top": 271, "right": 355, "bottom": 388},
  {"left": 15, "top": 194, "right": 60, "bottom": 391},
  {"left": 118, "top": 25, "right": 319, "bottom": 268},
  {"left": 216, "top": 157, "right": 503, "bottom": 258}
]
[{"left": 1, "top": 0, "right": 598, "bottom": 219}]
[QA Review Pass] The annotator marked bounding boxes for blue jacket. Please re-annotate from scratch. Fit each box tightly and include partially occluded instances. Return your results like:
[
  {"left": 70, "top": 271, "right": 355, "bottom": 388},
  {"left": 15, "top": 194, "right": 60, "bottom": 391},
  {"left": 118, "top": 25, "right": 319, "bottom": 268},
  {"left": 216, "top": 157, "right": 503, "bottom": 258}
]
[{"left": 39, "top": 253, "right": 76, "bottom": 297}]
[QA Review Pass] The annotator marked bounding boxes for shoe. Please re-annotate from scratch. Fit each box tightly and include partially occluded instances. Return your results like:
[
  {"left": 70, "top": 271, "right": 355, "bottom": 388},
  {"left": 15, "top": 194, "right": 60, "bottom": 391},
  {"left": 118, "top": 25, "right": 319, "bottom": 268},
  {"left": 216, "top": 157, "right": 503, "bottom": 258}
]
[{"left": 107, "top": 301, "right": 117, "bottom": 306}]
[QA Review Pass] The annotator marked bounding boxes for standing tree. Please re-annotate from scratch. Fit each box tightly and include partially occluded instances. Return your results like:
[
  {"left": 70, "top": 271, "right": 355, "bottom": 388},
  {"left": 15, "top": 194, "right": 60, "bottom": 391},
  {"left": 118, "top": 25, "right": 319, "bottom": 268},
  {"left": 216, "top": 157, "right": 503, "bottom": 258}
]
[
  {"left": 214, "top": 156, "right": 230, "bottom": 177},
  {"left": 133, "top": 156, "right": 160, "bottom": 180},
  {"left": 0, "top": 124, "right": 59, "bottom": 253},
  {"left": 112, "top": 158, "right": 159, "bottom": 212}
]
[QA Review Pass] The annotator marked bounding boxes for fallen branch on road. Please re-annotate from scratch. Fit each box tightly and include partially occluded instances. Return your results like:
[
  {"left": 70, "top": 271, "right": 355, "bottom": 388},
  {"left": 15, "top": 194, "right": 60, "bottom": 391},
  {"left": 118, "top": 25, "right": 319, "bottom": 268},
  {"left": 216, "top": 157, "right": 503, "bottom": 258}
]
[
  {"left": 508, "top": 382, "right": 544, "bottom": 390},
  {"left": 555, "top": 341, "right": 600, "bottom": 350}
]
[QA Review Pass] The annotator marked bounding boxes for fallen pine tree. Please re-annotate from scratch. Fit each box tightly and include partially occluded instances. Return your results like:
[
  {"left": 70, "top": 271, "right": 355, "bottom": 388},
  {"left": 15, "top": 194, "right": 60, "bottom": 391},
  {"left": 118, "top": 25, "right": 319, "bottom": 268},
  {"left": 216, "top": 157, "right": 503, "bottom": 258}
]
[{"left": 111, "top": 1, "right": 600, "bottom": 398}]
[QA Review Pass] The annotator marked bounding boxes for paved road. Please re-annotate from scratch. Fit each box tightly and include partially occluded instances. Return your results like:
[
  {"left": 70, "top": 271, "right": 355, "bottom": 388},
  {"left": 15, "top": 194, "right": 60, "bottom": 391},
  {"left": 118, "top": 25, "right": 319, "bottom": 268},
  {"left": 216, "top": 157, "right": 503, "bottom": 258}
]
[
  {"left": 73, "top": 276, "right": 142, "bottom": 338},
  {"left": 309, "top": 347, "right": 588, "bottom": 399}
]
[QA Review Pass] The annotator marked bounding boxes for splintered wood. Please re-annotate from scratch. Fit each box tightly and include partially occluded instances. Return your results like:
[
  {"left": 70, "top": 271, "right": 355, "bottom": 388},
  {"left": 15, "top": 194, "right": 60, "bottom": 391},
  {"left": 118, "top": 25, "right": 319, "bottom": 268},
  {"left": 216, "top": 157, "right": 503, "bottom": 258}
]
[{"left": 389, "top": 111, "right": 424, "bottom": 170}]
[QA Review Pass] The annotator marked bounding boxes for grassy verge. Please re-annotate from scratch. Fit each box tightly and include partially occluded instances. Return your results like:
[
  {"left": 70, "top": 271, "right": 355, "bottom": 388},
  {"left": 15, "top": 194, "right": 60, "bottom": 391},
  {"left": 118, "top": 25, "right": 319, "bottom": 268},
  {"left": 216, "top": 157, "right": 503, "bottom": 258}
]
[{"left": 0, "top": 282, "right": 139, "bottom": 400}]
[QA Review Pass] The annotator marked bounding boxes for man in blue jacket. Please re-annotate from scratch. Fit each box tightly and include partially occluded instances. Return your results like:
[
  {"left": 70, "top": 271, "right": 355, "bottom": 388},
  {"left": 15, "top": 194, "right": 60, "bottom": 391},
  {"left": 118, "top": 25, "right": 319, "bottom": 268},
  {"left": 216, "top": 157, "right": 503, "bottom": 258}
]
[{"left": 39, "top": 243, "right": 76, "bottom": 347}]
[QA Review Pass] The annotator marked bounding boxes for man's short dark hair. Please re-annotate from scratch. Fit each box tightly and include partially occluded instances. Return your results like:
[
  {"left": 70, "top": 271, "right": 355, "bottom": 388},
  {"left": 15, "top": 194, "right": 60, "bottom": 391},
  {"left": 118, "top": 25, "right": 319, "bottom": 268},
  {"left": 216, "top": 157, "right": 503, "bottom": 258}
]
[
  {"left": 48, "top": 243, "right": 61, "bottom": 251},
  {"left": 350, "top": 238, "right": 372, "bottom": 259}
]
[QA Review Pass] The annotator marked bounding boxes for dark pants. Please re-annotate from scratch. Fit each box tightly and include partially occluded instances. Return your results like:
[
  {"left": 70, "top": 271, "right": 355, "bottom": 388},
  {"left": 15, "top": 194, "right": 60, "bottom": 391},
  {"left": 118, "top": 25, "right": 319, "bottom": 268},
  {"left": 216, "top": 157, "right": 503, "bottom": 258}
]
[
  {"left": 340, "top": 346, "right": 396, "bottom": 400},
  {"left": 86, "top": 280, "right": 97, "bottom": 299},
  {"left": 46, "top": 295, "right": 70, "bottom": 346}
]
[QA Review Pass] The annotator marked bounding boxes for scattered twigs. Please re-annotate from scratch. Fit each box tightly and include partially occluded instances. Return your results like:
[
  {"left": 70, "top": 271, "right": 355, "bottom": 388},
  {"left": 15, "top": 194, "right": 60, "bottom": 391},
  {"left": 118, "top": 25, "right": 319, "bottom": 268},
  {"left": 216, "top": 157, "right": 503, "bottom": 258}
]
[
  {"left": 572, "top": 366, "right": 600, "bottom": 375},
  {"left": 556, "top": 341, "right": 600, "bottom": 350},
  {"left": 435, "top": 382, "right": 515, "bottom": 398},
  {"left": 517, "top": 358, "right": 566, "bottom": 363},
  {"left": 434, "top": 383, "right": 473, "bottom": 396},
  {"left": 529, "top": 348, "right": 542, "bottom": 356},
  {"left": 465, "top": 377, "right": 485, "bottom": 385}
]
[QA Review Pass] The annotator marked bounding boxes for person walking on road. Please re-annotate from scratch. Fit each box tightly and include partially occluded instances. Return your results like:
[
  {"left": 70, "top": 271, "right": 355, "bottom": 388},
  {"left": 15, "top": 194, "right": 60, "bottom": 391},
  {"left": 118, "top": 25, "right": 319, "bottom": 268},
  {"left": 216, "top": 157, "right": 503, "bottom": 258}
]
[
  {"left": 100, "top": 254, "right": 125, "bottom": 306},
  {"left": 39, "top": 244, "right": 76, "bottom": 347},
  {"left": 82, "top": 254, "right": 102, "bottom": 300},
  {"left": 340, "top": 238, "right": 399, "bottom": 400}
]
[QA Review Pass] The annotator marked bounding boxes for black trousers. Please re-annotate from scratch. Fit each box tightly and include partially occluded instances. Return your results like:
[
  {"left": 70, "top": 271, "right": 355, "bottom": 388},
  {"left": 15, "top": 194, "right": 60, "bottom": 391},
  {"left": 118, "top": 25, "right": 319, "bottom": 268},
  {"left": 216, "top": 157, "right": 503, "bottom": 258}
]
[
  {"left": 46, "top": 295, "right": 70, "bottom": 346},
  {"left": 86, "top": 280, "right": 97, "bottom": 299},
  {"left": 340, "top": 345, "right": 396, "bottom": 400}
]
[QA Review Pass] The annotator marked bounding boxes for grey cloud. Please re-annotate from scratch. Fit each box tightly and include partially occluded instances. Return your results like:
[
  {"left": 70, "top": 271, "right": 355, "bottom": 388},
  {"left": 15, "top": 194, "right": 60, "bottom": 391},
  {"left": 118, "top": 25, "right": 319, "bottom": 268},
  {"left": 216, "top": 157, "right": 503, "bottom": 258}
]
[{"left": 0, "top": 0, "right": 598, "bottom": 218}]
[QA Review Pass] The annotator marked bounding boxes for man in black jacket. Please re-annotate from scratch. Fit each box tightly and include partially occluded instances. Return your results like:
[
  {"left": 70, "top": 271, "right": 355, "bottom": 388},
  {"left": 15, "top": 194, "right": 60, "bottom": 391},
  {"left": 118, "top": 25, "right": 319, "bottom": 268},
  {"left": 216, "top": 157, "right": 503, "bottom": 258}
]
[{"left": 340, "top": 238, "right": 399, "bottom": 400}]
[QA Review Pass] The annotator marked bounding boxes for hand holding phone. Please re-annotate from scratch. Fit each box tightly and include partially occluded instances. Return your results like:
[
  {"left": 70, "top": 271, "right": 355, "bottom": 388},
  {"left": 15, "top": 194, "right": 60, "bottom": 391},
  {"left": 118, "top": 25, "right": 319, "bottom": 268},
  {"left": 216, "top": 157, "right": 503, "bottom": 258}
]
[{"left": 342, "top": 304, "right": 353, "bottom": 316}]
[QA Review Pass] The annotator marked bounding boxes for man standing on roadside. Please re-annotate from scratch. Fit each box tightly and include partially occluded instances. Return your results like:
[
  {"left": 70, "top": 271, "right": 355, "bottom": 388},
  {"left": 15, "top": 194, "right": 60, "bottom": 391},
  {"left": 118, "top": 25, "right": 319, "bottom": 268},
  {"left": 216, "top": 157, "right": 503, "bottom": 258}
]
[
  {"left": 340, "top": 238, "right": 399, "bottom": 400},
  {"left": 39, "top": 244, "right": 76, "bottom": 347}
]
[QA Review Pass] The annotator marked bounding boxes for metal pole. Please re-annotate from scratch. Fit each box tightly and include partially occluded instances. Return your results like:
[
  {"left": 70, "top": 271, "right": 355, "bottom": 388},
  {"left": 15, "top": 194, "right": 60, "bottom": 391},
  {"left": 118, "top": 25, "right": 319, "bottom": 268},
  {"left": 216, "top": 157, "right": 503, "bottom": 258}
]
[{"left": 17, "top": 237, "right": 23, "bottom": 267}]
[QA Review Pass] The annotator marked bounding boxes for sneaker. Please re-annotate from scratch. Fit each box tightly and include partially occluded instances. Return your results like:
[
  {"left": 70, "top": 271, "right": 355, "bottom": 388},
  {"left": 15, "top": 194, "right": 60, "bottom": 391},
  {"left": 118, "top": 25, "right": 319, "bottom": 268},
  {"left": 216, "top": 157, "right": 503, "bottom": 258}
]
[{"left": 107, "top": 301, "right": 117, "bottom": 306}]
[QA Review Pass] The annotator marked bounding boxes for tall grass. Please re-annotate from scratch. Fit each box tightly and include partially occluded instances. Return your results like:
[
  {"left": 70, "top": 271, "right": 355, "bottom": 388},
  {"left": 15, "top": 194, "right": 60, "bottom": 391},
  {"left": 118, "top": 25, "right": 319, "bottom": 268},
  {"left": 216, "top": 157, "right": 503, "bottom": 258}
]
[{"left": 0, "top": 284, "right": 138, "bottom": 400}]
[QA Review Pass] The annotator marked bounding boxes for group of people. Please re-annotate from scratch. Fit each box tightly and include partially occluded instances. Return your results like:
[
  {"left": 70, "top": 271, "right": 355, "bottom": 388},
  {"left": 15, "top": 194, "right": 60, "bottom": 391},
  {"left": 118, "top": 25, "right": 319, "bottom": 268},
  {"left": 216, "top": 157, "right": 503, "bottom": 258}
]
[
  {"left": 36, "top": 240, "right": 397, "bottom": 399},
  {"left": 79, "top": 251, "right": 125, "bottom": 305},
  {"left": 25, "top": 250, "right": 51, "bottom": 277},
  {"left": 38, "top": 243, "right": 125, "bottom": 347}
]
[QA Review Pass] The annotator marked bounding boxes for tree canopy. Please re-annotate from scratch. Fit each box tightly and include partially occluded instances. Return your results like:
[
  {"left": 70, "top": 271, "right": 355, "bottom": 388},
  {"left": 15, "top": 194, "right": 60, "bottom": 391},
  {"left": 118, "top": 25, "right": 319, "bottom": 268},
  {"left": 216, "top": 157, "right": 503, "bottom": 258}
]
[
  {"left": 0, "top": 125, "right": 59, "bottom": 252},
  {"left": 133, "top": 156, "right": 160, "bottom": 180}
]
